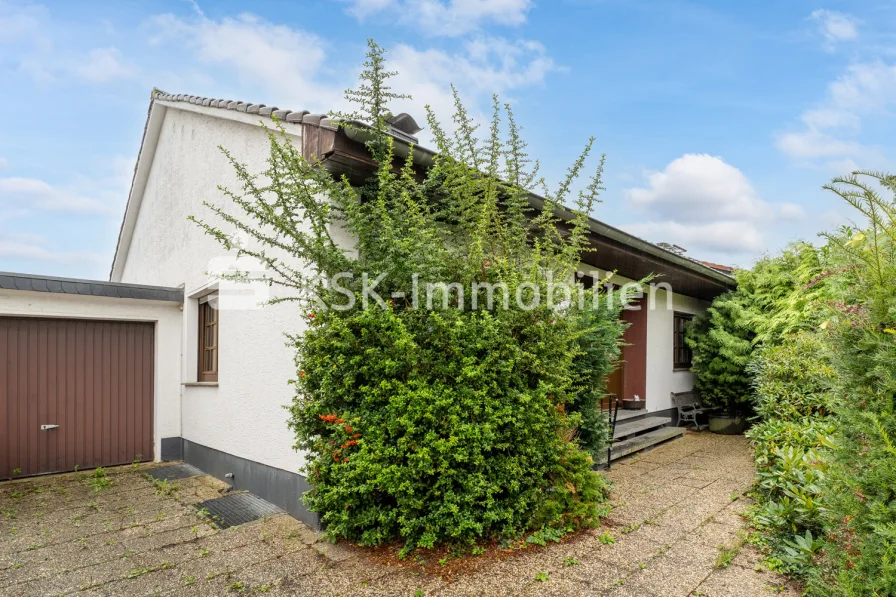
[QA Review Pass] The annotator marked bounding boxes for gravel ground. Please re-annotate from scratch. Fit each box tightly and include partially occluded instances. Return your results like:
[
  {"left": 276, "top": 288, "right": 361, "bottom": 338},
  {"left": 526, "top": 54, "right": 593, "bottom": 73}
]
[{"left": 0, "top": 432, "right": 800, "bottom": 596}]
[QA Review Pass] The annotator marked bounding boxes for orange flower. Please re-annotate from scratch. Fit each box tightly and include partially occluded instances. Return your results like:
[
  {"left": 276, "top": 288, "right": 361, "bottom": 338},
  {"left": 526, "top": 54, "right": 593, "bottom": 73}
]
[{"left": 344, "top": 425, "right": 353, "bottom": 433}]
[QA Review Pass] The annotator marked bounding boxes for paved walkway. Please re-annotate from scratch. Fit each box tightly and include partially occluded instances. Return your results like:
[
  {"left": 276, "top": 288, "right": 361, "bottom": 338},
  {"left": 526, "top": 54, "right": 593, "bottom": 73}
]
[{"left": 0, "top": 432, "right": 799, "bottom": 596}]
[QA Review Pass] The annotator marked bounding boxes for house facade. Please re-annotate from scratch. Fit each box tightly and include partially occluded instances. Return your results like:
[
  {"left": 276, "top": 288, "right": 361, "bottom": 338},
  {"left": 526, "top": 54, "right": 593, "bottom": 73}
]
[{"left": 0, "top": 92, "right": 734, "bottom": 525}]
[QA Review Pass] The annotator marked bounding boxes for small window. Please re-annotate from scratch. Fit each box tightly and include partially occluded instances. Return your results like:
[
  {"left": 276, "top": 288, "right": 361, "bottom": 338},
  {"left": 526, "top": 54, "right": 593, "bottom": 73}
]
[
  {"left": 198, "top": 296, "right": 219, "bottom": 382},
  {"left": 673, "top": 312, "right": 693, "bottom": 370}
]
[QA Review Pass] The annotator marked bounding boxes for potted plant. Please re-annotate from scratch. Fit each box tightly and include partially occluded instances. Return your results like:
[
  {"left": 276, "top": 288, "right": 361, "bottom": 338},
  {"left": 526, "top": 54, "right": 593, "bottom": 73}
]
[
  {"left": 685, "top": 303, "right": 753, "bottom": 435},
  {"left": 706, "top": 401, "right": 748, "bottom": 435},
  {"left": 621, "top": 394, "right": 646, "bottom": 410}
]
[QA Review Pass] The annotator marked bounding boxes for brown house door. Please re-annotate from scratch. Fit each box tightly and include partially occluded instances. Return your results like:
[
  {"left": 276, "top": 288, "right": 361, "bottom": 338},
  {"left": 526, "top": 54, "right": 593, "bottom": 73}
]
[
  {"left": 0, "top": 318, "right": 154, "bottom": 478},
  {"left": 606, "top": 362, "right": 624, "bottom": 400}
]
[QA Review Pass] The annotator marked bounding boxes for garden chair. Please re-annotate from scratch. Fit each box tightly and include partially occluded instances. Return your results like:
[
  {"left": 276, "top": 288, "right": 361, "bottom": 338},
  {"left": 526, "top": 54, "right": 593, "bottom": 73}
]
[{"left": 671, "top": 390, "right": 713, "bottom": 431}]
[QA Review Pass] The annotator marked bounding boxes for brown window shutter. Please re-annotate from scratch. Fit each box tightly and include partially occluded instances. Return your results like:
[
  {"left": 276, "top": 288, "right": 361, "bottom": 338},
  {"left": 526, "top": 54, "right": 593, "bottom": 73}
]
[{"left": 198, "top": 299, "right": 218, "bottom": 382}]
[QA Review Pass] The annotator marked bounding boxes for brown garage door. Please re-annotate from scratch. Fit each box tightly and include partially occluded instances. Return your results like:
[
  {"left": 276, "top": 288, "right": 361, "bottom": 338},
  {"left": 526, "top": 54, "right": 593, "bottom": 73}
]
[{"left": 0, "top": 317, "right": 154, "bottom": 478}]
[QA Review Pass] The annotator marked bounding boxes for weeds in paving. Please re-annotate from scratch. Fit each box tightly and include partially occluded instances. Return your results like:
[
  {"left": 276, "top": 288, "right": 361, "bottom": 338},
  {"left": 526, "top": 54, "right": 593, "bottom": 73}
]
[
  {"left": 598, "top": 532, "right": 616, "bottom": 545},
  {"left": 621, "top": 523, "right": 641, "bottom": 534},
  {"left": 86, "top": 468, "right": 112, "bottom": 492},
  {"left": 131, "top": 455, "right": 143, "bottom": 470},
  {"left": 534, "top": 572, "right": 550, "bottom": 582},
  {"left": 563, "top": 557, "right": 579, "bottom": 566},
  {"left": 184, "top": 576, "right": 196, "bottom": 586},
  {"left": 12, "top": 467, "right": 22, "bottom": 475},
  {"left": 715, "top": 534, "right": 745, "bottom": 569},
  {"left": 126, "top": 562, "right": 175, "bottom": 579},
  {"left": 12, "top": 562, "right": 23, "bottom": 569},
  {"left": 150, "top": 478, "right": 179, "bottom": 496},
  {"left": 3, "top": 510, "right": 17, "bottom": 520},
  {"left": 88, "top": 502, "right": 99, "bottom": 511},
  {"left": 414, "top": 591, "right": 424, "bottom": 597}
]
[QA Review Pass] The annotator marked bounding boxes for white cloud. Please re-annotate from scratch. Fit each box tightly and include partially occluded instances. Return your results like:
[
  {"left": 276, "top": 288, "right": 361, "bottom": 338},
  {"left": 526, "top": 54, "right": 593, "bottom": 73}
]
[
  {"left": 622, "top": 154, "right": 800, "bottom": 255},
  {"left": 71, "top": 47, "right": 137, "bottom": 83},
  {"left": 0, "top": 177, "right": 109, "bottom": 213},
  {"left": 625, "top": 220, "right": 765, "bottom": 254},
  {"left": 778, "top": 202, "right": 807, "bottom": 221},
  {"left": 386, "top": 37, "right": 558, "bottom": 139},
  {"left": 626, "top": 154, "right": 767, "bottom": 223},
  {"left": 146, "top": 12, "right": 339, "bottom": 110},
  {"left": 0, "top": 230, "right": 105, "bottom": 265},
  {"left": 810, "top": 9, "right": 859, "bottom": 50},
  {"left": 0, "top": 3, "right": 48, "bottom": 47},
  {"left": 342, "top": 0, "right": 533, "bottom": 36},
  {"left": 144, "top": 13, "right": 556, "bottom": 144},
  {"left": 776, "top": 60, "right": 896, "bottom": 168}
]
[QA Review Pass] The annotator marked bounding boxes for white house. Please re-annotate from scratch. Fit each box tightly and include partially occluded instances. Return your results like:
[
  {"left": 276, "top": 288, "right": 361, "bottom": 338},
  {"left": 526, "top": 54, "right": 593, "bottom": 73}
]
[{"left": 0, "top": 91, "right": 735, "bottom": 526}]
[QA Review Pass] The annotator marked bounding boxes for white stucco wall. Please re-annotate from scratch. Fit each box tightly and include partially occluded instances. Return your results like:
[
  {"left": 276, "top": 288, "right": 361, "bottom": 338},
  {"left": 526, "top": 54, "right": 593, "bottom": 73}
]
[
  {"left": 0, "top": 289, "right": 182, "bottom": 461},
  {"left": 117, "top": 104, "right": 310, "bottom": 474},
  {"left": 645, "top": 287, "right": 708, "bottom": 413}
]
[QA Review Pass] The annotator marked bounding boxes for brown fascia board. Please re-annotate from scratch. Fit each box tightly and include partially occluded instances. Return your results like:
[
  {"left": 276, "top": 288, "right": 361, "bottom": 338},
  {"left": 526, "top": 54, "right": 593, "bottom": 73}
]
[{"left": 332, "top": 124, "right": 736, "bottom": 291}]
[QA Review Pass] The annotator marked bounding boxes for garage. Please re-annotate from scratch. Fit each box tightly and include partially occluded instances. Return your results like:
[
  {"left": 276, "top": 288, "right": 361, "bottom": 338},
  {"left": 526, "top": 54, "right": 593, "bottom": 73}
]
[
  {"left": 0, "top": 272, "right": 184, "bottom": 478},
  {"left": 1, "top": 318, "right": 154, "bottom": 478}
]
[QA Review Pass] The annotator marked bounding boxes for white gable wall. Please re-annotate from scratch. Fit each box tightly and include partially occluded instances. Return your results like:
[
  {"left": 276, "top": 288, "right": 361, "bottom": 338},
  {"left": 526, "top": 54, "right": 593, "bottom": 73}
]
[{"left": 118, "top": 105, "right": 310, "bottom": 474}]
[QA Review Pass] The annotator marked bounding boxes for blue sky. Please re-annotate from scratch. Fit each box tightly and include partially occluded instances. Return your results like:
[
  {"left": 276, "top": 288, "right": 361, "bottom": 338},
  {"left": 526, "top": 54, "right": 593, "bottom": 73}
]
[{"left": 1, "top": 0, "right": 894, "bottom": 279}]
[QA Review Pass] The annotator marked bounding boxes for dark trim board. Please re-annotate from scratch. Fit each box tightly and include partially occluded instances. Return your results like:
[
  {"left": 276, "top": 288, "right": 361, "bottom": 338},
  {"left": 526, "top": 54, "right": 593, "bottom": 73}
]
[
  {"left": 0, "top": 271, "right": 183, "bottom": 302},
  {"left": 161, "top": 437, "right": 184, "bottom": 461},
  {"left": 160, "top": 437, "right": 320, "bottom": 529}
]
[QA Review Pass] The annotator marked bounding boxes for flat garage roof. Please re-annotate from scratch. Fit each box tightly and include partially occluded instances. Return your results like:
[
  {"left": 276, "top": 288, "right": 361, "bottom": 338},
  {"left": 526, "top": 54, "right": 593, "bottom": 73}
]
[{"left": 0, "top": 272, "right": 183, "bottom": 303}]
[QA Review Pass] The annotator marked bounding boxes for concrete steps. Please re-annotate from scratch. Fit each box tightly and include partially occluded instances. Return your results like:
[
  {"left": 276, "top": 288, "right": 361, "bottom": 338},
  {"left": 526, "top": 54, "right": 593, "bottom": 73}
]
[
  {"left": 594, "top": 411, "right": 685, "bottom": 467},
  {"left": 610, "top": 426, "right": 685, "bottom": 461},
  {"left": 613, "top": 416, "right": 674, "bottom": 440}
]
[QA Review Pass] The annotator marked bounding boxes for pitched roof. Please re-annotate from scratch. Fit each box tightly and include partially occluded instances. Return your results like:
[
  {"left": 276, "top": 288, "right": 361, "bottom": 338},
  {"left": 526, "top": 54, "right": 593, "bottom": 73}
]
[
  {"left": 112, "top": 90, "right": 736, "bottom": 297},
  {"left": 149, "top": 91, "right": 423, "bottom": 144},
  {"left": 694, "top": 260, "right": 735, "bottom": 275}
]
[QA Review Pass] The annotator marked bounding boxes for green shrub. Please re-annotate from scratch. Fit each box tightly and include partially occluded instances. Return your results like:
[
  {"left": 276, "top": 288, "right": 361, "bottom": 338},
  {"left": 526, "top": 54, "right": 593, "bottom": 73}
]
[
  {"left": 808, "top": 173, "right": 896, "bottom": 594},
  {"left": 567, "top": 290, "right": 628, "bottom": 460},
  {"left": 686, "top": 243, "right": 830, "bottom": 413},
  {"left": 195, "top": 40, "right": 622, "bottom": 553},
  {"left": 745, "top": 335, "right": 836, "bottom": 577}
]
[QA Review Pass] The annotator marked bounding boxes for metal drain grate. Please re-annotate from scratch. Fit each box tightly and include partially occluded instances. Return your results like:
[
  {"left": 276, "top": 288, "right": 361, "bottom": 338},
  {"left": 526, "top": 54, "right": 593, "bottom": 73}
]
[
  {"left": 145, "top": 464, "right": 204, "bottom": 481},
  {"left": 198, "top": 492, "right": 283, "bottom": 529}
]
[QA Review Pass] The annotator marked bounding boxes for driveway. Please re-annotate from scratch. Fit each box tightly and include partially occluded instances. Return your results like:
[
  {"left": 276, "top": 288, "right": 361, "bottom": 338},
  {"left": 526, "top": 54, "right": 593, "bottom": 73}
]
[{"left": 0, "top": 432, "right": 799, "bottom": 596}]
